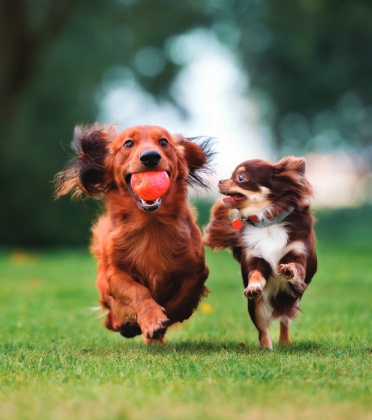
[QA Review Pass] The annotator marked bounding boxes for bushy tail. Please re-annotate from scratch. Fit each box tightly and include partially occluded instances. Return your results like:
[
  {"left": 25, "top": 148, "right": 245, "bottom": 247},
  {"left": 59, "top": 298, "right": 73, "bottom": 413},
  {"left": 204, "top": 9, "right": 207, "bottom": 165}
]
[{"left": 203, "top": 199, "right": 240, "bottom": 251}]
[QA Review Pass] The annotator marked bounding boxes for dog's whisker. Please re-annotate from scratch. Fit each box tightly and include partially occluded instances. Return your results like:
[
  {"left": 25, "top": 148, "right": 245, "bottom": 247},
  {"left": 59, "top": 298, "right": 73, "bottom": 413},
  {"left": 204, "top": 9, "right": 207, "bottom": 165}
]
[{"left": 91, "top": 310, "right": 109, "bottom": 320}]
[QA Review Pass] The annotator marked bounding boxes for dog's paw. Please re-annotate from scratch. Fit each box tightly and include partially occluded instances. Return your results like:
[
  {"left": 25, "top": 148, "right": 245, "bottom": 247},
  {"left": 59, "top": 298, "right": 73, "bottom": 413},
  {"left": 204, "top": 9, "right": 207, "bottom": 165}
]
[
  {"left": 119, "top": 322, "right": 142, "bottom": 338},
  {"left": 278, "top": 263, "right": 295, "bottom": 279},
  {"left": 143, "top": 318, "right": 169, "bottom": 341},
  {"left": 278, "top": 264, "right": 307, "bottom": 295},
  {"left": 244, "top": 283, "right": 263, "bottom": 300},
  {"left": 138, "top": 302, "right": 169, "bottom": 342}
]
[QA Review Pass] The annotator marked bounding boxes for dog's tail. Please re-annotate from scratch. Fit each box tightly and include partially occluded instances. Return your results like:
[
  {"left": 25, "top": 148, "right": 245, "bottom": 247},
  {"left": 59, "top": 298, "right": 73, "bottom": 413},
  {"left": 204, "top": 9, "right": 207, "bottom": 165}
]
[{"left": 203, "top": 199, "right": 240, "bottom": 251}]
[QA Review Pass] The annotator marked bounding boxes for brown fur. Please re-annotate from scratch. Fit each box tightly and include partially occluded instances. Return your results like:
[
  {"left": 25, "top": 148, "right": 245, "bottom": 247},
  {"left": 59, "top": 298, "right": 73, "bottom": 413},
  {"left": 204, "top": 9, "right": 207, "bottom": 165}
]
[
  {"left": 204, "top": 157, "right": 317, "bottom": 349},
  {"left": 56, "top": 124, "right": 214, "bottom": 343}
]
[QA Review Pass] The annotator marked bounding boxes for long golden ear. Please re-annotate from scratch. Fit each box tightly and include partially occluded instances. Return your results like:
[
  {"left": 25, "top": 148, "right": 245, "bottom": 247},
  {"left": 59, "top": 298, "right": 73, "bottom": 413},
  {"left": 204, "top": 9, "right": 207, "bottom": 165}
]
[
  {"left": 55, "top": 124, "right": 116, "bottom": 199},
  {"left": 174, "top": 135, "right": 216, "bottom": 189}
]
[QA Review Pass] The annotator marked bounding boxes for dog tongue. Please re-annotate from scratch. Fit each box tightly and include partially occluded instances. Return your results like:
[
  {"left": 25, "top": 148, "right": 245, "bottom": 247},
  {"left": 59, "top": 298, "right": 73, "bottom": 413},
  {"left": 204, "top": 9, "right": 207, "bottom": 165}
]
[
  {"left": 130, "top": 171, "right": 170, "bottom": 201},
  {"left": 223, "top": 195, "right": 244, "bottom": 205}
]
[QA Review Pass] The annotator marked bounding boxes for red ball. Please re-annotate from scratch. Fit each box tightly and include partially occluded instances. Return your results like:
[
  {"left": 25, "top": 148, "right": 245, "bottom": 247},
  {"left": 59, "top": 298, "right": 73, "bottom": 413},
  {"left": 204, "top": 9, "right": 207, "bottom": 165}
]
[{"left": 130, "top": 171, "right": 170, "bottom": 201}]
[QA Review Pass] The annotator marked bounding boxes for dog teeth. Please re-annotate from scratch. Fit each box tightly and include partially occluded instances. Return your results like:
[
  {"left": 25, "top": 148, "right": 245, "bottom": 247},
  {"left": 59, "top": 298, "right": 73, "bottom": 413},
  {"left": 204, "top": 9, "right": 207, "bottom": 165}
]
[{"left": 141, "top": 198, "right": 160, "bottom": 207}]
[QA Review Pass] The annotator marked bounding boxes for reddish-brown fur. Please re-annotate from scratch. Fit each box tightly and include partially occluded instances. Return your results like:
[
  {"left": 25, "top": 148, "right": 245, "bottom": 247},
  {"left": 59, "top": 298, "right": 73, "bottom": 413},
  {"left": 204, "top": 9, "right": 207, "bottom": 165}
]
[
  {"left": 56, "top": 124, "right": 214, "bottom": 343},
  {"left": 204, "top": 157, "right": 317, "bottom": 349}
]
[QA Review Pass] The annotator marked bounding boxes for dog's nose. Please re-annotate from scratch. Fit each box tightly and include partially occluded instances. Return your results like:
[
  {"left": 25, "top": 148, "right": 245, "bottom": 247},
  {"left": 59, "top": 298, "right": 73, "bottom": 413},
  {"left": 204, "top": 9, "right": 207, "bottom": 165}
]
[
  {"left": 140, "top": 150, "right": 161, "bottom": 168},
  {"left": 219, "top": 179, "right": 227, "bottom": 185}
]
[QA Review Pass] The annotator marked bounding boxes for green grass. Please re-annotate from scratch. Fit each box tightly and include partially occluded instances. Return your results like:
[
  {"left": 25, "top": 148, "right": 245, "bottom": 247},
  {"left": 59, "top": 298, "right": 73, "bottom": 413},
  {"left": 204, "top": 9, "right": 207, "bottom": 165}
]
[{"left": 0, "top": 211, "right": 371, "bottom": 419}]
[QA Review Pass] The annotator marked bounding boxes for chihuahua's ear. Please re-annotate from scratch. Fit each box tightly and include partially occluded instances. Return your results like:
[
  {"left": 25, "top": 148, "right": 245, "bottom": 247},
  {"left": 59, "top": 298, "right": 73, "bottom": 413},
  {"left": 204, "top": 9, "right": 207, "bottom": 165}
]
[
  {"left": 275, "top": 156, "right": 306, "bottom": 176},
  {"left": 174, "top": 135, "right": 216, "bottom": 189},
  {"left": 55, "top": 124, "right": 116, "bottom": 199},
  {"left": 274, "top": 156, "right": 313, "bottom": 198}
]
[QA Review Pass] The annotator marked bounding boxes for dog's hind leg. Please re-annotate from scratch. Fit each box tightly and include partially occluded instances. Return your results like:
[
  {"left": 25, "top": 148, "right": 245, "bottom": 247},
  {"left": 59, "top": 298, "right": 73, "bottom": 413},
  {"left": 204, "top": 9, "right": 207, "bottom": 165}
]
[
  {"left": 164, "top": 266, "right": 209, "bottom": 323},
  {"left": 248, "top": 299, "right": 273, "bottom": 350},
  {"left": 279, "top": 316, "right": 291, "bottom": 345}
]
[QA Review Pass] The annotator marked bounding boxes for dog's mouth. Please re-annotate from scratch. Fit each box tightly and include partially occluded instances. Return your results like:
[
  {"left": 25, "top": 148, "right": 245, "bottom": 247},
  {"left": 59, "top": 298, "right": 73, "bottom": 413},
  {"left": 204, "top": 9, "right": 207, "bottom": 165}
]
[
  {"left": 125, "top": 173, "right": 166, "bottom": 213},
  {"left": 222, "top": 191, "right": 246, "bottom": 206}
]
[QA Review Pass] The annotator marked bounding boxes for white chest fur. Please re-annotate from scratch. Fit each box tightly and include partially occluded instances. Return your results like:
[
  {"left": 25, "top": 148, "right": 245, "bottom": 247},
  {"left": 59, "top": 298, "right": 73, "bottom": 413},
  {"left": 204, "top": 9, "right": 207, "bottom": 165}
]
[{"left": 242, "top": 223, "right": 289, "bottom": 271}]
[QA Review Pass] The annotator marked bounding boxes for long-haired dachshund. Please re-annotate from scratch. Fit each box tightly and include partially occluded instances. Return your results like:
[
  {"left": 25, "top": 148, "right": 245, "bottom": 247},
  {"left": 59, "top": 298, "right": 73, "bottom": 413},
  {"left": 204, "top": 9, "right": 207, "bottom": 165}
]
[
  {"left": 204, "top": 157, "right": 317, "bottom": 349},
  {"left": 56, "top": 124, "right": 214, "bottom": 343}
]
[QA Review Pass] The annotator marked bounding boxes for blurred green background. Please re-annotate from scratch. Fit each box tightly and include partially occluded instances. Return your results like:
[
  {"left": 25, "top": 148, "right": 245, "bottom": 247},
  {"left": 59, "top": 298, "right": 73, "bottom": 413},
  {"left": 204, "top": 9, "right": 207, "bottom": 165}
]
[{"left": 1, "top": 0, "right": 372, "bottom": 247}]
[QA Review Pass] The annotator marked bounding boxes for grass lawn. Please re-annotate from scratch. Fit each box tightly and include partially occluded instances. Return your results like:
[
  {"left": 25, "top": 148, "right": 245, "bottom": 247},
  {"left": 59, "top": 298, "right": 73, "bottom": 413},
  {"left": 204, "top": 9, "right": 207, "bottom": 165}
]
[{"left": 0, "top": 209, "right": 371, "bottom": 419}]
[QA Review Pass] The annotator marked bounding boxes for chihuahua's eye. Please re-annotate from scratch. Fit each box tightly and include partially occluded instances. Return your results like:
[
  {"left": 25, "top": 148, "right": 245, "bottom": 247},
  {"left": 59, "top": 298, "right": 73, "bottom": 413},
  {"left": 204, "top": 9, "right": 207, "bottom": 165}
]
[
  {"left": 124, "top": 140, "right": 134, "bottom": 148},
  {"left": 159, "top": 138, "right": 168, "bottom": 148},
  {"left": 238, "top": 173, "right": 245, "bottom": 182}
]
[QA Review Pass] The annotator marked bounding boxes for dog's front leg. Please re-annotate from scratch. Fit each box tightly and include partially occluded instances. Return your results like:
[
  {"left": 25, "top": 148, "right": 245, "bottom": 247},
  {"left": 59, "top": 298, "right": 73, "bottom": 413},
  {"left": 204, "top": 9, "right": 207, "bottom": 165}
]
[
  {"left": 243, "top": 257, "right": 271, "bottom": 300},
  {"left": 107, "top": 269, "right": 169, "bottom": 342},
  {"left": 277, "top": 250, "right": 308, "bottom": 296}
]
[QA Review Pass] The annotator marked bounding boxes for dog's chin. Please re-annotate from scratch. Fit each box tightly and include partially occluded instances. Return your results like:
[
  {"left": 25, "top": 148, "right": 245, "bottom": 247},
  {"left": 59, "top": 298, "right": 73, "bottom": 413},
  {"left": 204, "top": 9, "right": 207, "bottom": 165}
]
[{"left": 125, "top": 174, "right": 162, "bottom": 213}]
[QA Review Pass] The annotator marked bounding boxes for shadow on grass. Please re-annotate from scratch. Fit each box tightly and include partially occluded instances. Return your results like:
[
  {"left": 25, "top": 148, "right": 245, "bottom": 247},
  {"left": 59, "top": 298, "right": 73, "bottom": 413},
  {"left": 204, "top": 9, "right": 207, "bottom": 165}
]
[
  {"left": 3, "top": 337, "right": 368, "bottom": 358},
  {"left": 143, "top": 340, "right": 347, "bottom": 355},
  {"left": 75, "top": 339, "right": 367, "bottom": 357}
]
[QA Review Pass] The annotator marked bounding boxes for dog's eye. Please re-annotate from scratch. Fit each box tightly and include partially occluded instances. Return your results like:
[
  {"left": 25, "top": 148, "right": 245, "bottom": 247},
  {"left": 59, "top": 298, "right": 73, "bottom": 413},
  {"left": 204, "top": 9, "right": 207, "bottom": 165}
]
[
  {"left": 159, "top": 138, "right": 168, "bottom": 148},
  {"left": 124, "top": 140, "right": 134, "bottom": 148},
  {"left": 238, "top": 173, "right": 246, "bottom": 182}
]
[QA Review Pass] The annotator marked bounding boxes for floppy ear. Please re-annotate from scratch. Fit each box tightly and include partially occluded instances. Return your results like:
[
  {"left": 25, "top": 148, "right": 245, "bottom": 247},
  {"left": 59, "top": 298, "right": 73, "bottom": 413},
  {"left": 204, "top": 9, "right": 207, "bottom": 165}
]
[
  {"left": 175, "top": 135, "right": 215, "bottom": 189},
  {"left": 55, "top": 124, "right": 116, "bottom": 198}
]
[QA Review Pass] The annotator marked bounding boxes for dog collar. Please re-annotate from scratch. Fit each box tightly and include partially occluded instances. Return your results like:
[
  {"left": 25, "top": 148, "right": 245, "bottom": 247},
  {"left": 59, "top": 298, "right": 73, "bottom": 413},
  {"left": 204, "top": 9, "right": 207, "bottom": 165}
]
[{"left": 232, "top": 206, "right": 295, "bottom": 229}]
